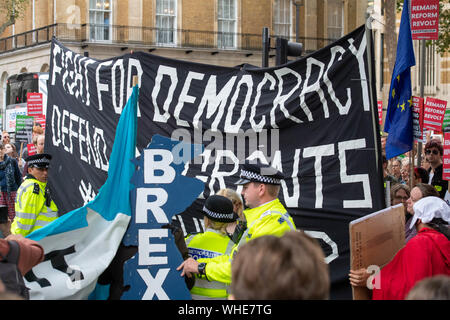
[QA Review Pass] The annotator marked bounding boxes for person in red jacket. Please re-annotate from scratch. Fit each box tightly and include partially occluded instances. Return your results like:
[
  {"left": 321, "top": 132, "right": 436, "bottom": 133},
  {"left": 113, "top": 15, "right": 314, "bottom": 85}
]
[{"left": 350, "top": 196, "right": 450, "bottom": 300}]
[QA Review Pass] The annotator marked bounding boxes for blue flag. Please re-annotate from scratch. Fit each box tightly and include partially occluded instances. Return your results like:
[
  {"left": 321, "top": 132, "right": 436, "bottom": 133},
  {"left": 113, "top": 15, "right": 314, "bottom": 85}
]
[
  {"left": 384, "top": 0, "right": 416, "bottom": 159},
  {"left": 25, "top": 86, "right": 138, "bottom": 299},
  {"left": 121, "top": 135, "right": 205, "bottom": 300}
]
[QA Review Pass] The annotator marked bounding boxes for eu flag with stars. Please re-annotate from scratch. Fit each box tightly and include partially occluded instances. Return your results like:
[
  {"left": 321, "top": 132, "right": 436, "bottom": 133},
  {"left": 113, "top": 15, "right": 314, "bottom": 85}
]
[{"left": 384, "top": 0, "right": 415, "bottom": 159}]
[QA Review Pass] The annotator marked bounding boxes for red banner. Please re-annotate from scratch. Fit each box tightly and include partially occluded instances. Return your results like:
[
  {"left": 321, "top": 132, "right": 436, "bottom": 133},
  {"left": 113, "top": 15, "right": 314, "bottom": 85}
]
[
  {"left": 377, "top": 100, "right": 383, "bottom": 126},
  {"left": 443, "top": 133, "right": 450, "bottom": 181},
  {"left": 411, "top": 0, "right": 439, "bottom": 40},
  {"left": 423, "top": 97, "right": 447, "bottom": 132},
  {"left": 27, "top": 92, "right": 43, "bottom": 116}
]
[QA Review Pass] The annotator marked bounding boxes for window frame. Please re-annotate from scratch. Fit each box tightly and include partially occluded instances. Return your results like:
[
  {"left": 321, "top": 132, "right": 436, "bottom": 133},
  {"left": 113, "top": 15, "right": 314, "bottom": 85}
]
[
  {"left": 327, "top": 0, "right": 344, "bottom": 40},
  {"left": 217, "top": 0, "right": 237, "bottom": 49},
  {"left": 89, "top": 0, "right": 113, "bottom": 42},
  {"left": 155, "top": 0, "right": 178, "bottom": 46},
  {"left": 273, "top": 0, "right": 292, "bottom": 38}
]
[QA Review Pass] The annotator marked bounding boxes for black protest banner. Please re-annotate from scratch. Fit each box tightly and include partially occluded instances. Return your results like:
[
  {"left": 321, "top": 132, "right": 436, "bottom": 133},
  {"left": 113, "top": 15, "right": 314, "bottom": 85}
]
[{"left": 45, "top": 25, "right": 384, "bottom": 299}]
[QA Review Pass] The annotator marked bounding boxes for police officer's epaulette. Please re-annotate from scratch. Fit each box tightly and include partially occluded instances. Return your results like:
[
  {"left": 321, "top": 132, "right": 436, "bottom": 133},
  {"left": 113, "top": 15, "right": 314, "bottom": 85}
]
[
  {"left": 186, "top": 231, "right": 202, "bottom": 237},
  {"left": 33, "top": 183, "right": 40, "bottom": 195}
]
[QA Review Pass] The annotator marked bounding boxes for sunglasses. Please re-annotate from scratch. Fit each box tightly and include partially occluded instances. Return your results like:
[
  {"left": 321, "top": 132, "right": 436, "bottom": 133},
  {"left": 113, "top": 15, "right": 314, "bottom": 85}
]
[{"left": 425, "top": 149, "right": 439, "bottom": 155}]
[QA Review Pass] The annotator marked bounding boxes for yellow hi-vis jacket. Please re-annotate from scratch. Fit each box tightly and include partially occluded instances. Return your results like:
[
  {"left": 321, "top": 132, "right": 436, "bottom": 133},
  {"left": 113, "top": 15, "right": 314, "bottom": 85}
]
[
  {"left": 198, "top": 198, "right": 296, "bottom": 285},
  {"left": 185, "top": 228, "right": 234, "bottom": 300},
  {"left": 11, "top": 177, "right": 58, "bottom": 237}
]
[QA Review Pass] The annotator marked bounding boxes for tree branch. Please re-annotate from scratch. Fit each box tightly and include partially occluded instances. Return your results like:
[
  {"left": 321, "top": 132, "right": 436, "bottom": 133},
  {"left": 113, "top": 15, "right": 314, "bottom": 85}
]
[{"left": 0, "top": 16, "right": 15, "bottom": 36}]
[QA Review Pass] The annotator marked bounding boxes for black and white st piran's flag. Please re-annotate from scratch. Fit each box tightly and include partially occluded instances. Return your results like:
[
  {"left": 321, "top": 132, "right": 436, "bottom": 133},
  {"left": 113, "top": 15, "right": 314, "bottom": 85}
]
[{"left": 45, "top": 25, "right": 384, "bottom": 298}]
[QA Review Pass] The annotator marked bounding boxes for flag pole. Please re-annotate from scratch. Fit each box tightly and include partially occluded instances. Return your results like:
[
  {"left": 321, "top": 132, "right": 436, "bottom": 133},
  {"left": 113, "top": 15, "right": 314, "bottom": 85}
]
[
  {"left": 416, "top": 39, "right": 426, "bottom": 168},
  {"left": 414, "top": 0, "right": 425, "bottom": 168},
  {"left": 132, "top": 75, "right": 139, "bottom": 87},
  {"left": 365, "top": 16, "right": 385, "bottom": 204},
  {"left": 408, "top": 0, "right": 419, "bottom": 188}
]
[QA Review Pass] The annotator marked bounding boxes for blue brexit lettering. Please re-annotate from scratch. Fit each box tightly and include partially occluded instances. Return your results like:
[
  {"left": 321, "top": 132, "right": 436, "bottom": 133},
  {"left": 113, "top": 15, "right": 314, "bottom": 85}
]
[{"left": 121, "top": 134, "right": 204, "bottom": 300}]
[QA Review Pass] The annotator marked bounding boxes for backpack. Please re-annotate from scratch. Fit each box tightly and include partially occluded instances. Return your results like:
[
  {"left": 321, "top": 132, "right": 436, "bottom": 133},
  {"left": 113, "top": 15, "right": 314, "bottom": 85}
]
[{"left": 0, "top": 240, "right": 30, "bottom": 299}]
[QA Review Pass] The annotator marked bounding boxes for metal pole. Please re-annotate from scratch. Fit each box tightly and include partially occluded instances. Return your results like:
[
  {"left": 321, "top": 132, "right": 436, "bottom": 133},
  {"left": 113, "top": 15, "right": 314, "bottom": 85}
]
[
  {"left": 417, "top": 39, "right": 426, "bottom": 167},
  {"left": 295, "top": 4, "right": 300, "bottom": 43},
  {"left": 409, "top": 151, "right": 413, "bottom": 190},
  {"left": 262, "top": 27, "right": 269, "bottom": 68},
  {"left": 366, "top": 17, "right": 385, "bottom": 201}
]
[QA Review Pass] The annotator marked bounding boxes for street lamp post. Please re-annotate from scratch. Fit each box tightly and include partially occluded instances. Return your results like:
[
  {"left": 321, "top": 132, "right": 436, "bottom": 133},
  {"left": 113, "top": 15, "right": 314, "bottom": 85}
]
[{"left": 293, "top": 0, "right": 304, "bottom": 44}]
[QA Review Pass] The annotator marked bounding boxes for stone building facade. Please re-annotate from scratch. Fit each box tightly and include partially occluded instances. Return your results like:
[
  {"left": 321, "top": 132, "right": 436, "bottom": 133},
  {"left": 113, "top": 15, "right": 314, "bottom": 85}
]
[{"left": 0, "top": 0, "right": 371, "bottom": 127}]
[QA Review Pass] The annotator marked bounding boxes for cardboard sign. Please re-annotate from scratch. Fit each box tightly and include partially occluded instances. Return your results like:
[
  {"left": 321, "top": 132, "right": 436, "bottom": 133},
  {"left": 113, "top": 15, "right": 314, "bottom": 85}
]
[
  {"left": 15, "top": 115, "right": 34, "bottom": 144},
  {"left": 411, "top": 0, "right": 439, "bottom": 40},
  {"left": 377, "top": 100, "right": 383, "bottom": 126},
  {"left": 443, "top": 132, "right": 450, "bottom": 181},
  {"left": 27, "top": 92, "right": 43, "bottom": 116},
  {"left": 423, "top": 97, "right": 447, "bottom": 132},
  {"left": 350, "top": 204, "right": 405, "bottom": 300},
  {"left": 412, "top": 96, "right": 424, "bottom": 143}
]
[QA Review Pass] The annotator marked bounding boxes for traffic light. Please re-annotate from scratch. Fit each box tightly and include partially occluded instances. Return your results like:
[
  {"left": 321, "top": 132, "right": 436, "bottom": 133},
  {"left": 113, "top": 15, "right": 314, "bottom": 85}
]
[{"left": 275, "top": 38, "right": 303, "bottom": 66}]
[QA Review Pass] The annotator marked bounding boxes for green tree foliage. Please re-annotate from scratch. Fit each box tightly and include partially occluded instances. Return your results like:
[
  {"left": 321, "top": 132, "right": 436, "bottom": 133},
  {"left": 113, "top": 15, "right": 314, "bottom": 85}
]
[
  {"left": 0, "top": 0, "right": 30, "bottom": 35},
  {"left": 433, "top": 0, "right": 450, "bottom": 56}
]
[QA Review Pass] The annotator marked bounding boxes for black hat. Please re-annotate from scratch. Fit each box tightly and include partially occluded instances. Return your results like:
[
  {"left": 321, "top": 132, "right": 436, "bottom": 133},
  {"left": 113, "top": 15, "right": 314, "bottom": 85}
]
[
  {"left": 202, "top": 195, "right": 238, "bottom": 223},
  {"left": 26, "top": 153, "right": 52, "bottom": 168},
  {"left": 235, "top": 161, "right": 284, "bottom": 185}
]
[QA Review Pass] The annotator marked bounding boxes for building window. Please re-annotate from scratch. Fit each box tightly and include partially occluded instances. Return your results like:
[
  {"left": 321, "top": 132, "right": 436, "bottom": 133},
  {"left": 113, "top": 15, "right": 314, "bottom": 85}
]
[
  {"left": 273, "top": 0, "right": 291, "bottom": 38},
  {"left": 413, "top": 41, "right": 437, "bottom": 95},
  {"left": 327, "top": 0, "right": 343, "bottom": 40},
  {"left": 218, "top": 0, "right": 237, "bottom": 49},
  {"left": 89, "top": 0, "right": 111, "bottom": 41},
  {"left": 156, "top": 0, "right": 177, "bottom": 45}
]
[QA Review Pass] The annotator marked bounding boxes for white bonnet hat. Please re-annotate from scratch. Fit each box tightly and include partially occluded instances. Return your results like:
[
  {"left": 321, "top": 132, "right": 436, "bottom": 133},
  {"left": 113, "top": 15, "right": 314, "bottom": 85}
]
[{"left": 410, "top": 196, "right": 450, "bottom": 230}]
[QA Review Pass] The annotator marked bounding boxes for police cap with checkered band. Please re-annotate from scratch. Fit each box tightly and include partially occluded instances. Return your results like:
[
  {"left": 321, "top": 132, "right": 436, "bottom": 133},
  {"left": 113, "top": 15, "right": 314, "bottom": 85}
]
[
  {"left": 202, "top": 195, "right": 238, "bottom": 223},
  {"left": 234, "top": 161, "right": 284, "bottom": 185},
  {"left": 25, "top": 153, "right": 52, "bottom": 169}
]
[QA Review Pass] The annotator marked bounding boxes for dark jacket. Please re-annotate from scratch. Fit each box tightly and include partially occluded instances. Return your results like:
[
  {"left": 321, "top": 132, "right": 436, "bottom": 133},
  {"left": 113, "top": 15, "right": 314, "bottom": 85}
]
[
  {"left": 0, "top": 155, "right": 22, "bottom": 193},
  {"left": 428, "top": 164, "right": 447, "bottom": 199}
]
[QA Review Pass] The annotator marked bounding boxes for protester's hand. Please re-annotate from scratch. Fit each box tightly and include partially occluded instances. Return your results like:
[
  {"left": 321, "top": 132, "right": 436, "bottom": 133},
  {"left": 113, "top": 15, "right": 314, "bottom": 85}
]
[
  {"left": 0, "top": 220, "right": 11, "bottom": 238},
  {"left": 349, "top": 268, "right": 370, "bottom": 287},
  {"left": 0, "top": 279, "right": 5, "bottom": 293},
  {"left": 5, "top": 234, "right": 25, "bottom": 242},
  {"left": 176, "top": 257, "right": 199, "bottom": 278}
]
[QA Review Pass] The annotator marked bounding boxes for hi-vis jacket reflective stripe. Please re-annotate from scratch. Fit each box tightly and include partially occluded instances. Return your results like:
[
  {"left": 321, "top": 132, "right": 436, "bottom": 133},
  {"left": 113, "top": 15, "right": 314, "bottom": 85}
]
[
  {"left": 198, "top": 198, "right": 296, "bottom": 285},
  {"left": 185, "top": 228, "right": 234, "bottom": 300},
  {"left": 11, "top": 178, "right": 58, "bottom": 237}
]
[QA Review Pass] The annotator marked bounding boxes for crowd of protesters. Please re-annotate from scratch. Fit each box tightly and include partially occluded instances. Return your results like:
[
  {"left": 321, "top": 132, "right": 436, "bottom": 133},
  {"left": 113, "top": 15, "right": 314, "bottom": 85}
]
[
  {"left": 382, "top": 135, "right": 449, "bottom": 204},
  {"left": 1, "top": 125, "right": 448, "bottom": 301},
  {"left": 353, "top": 133, "right": 450, "bottom": 300}
]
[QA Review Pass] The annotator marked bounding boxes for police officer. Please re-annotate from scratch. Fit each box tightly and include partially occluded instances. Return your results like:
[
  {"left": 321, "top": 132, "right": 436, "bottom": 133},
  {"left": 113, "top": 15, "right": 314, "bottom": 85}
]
[
  {"left": 177, "top": 161, "right": 296, "bottom": 285},
  {"left": 11, "top": 154, "right": 58, "bottom": 236},
  {"left": 185, "top": 195, "right": 237, "bottom": 299}
]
